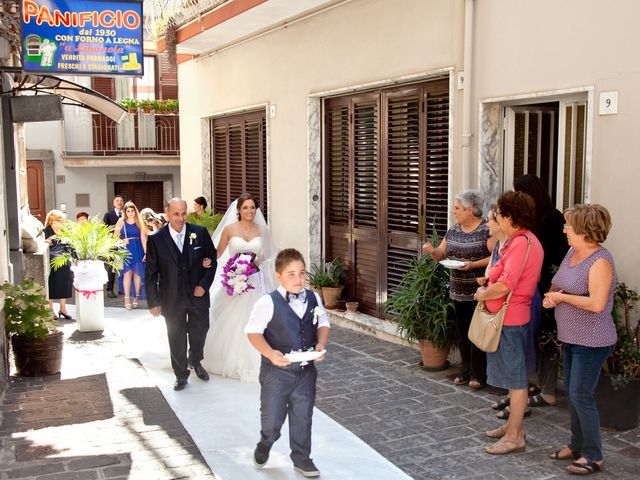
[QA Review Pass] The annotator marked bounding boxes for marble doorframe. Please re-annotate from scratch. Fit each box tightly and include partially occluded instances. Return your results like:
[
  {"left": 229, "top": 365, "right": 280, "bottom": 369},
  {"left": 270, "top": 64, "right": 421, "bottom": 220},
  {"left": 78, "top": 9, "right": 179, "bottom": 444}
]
[{"left": 477, "top": 86, "right": 594, "bottom": 212}]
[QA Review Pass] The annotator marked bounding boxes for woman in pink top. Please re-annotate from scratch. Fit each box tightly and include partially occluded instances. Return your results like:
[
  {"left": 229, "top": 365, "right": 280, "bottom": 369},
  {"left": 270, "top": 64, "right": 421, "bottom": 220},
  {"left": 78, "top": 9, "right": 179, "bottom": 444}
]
[{"left": 474, "top": 191, "right": 543, "bottom": 455}]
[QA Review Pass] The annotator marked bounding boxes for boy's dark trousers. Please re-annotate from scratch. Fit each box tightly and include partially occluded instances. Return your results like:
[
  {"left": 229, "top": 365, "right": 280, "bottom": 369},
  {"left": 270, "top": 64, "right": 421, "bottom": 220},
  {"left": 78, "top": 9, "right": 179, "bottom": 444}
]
[{"left": 258, "top": 363, "right": 317, "bottom": 465}]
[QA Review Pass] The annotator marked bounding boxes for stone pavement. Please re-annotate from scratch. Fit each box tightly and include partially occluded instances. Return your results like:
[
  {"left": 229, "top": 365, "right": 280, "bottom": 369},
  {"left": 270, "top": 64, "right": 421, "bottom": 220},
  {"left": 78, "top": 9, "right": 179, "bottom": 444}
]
[
  {"left": 1, "top": 307, "right": 639, "bottom": 480},
  {"left": 316, "top": 327, "right": 640, "bottom": 480},
  {"left": 0, "top": 318, "right": 214, "bottom": 480}
]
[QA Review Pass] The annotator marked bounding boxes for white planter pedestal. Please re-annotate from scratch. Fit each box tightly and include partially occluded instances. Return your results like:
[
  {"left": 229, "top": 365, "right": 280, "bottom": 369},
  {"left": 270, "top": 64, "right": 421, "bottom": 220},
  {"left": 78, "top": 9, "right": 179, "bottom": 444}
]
[
  {"left": 72, "top": 260, "right": 108, "bottom": 332},
  {"left": 75, "top": 289, "right": 105, "bottom": 332}
]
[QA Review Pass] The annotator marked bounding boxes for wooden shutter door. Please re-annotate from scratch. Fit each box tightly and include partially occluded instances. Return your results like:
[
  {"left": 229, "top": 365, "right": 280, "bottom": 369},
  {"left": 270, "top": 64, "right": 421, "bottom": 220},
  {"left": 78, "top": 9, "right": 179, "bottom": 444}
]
[
  {"left": 424, "top": 82, "right": 450, "bottom": 237},
  {"left": 158, "top": 53, "right": 178, "bottom": 100},
  {"left": 326, "top": 93, "right": 380, "bottom": 316},
  {"left": 351, "top": 94, "right": 380, "bottom": 315},
  {"left": 325, "top": 97, "right": 351, "bottom": 289},
  {"left": 383, "top": 86, "right": 423, "bottom": 296},
  {"left": 325, "top": 79, "right": 449, "bottom": 317}
]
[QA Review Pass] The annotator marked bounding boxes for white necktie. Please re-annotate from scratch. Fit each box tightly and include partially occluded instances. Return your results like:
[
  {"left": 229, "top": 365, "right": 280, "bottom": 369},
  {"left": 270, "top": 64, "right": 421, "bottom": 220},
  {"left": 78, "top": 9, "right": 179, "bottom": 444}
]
[{"left": 176, "top": 233, "right": 183, "bottom": 252}]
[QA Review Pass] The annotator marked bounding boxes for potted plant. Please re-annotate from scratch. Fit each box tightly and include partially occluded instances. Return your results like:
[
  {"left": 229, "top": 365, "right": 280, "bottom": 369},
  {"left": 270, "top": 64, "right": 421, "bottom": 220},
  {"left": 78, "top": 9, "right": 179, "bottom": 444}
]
[
  {"left": 386, "top": 233, "right": 456, "bottom": 371},
  {"left": 1, "top": 279, "right": 63, "bottom": 376},
  {"left": 306, "top": 261, "right": 331, "bottom": 303},
  {"left": 51, "top": 217, "right": 128, "bottom": 332},
  {"left": 163, "top": 98, "right": 179, "bottom": 114},
  {"left": 138, "top": 99, "right": 154, "bottom": 114},
  {"left": 320, "top": 258, "right": 346, "bottom": 309},
  {"left": 118, "top": 98, "right": 138, "bottom": 114},
  {"left": 596, "top": 282, "right": 640, "bottom": 430}
]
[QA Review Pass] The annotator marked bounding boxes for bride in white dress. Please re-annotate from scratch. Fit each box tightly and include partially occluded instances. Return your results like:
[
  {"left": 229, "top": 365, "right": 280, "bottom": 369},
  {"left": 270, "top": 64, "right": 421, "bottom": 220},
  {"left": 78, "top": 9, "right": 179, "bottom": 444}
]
[{"left": 201, "top": 193, "right": 278, "bottom": 381}]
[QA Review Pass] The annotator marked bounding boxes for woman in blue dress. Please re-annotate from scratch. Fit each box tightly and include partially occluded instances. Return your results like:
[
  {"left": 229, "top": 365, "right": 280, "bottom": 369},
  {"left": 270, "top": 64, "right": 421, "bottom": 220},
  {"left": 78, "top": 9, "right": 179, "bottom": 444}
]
[{"left": 114, "top": 201, "right": 147, "bottom": 309}]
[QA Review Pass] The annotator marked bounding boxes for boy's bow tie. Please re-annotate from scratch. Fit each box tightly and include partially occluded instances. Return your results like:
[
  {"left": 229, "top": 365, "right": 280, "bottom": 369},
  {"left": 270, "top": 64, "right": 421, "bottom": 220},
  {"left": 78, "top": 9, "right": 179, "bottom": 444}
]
[{"left": 286, "top": 290, "right": 306, "bottom": 303}]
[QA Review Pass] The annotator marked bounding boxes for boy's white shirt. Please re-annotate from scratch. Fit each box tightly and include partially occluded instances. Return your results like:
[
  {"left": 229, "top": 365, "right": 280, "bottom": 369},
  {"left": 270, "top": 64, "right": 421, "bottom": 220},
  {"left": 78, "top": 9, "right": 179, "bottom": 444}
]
[{"left": 244, "top": 286, "right": 331, "bottom": 334}]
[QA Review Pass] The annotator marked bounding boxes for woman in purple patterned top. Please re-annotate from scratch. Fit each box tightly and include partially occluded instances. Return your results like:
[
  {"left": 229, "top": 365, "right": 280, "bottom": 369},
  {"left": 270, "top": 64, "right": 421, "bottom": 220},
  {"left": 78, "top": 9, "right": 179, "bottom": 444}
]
[{"left": 543, "top": 204, "right": 616, "bottom": 475}]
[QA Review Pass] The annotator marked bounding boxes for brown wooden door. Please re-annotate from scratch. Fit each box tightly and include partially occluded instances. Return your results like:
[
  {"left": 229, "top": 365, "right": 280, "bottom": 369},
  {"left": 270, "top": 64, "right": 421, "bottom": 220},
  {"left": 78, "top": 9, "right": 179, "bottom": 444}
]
[
  {"left": 114, "top": 182, "right": 164, "bottom": 212},
  {"left": 26, "top": 160, "right": 46, "bottom": 221},
  {"left": 325, "top": 79, "right": 450, "bottom": 317}
]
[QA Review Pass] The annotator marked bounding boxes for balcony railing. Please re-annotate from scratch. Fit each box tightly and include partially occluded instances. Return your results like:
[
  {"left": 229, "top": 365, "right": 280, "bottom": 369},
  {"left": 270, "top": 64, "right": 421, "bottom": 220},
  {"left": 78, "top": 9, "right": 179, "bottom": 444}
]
[
  {"left": 154, "top": 0, "right": 230, "bottom": 36},
  {"left": 63, "top": 111, "right": 180, "bottom": 157}
]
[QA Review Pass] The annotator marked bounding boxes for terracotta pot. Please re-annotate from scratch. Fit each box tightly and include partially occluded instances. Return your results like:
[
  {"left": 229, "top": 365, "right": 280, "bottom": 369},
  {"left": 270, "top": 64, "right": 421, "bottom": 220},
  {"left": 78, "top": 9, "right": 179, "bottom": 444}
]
[
  {"left": 321, "top": 286, "right": 344, "bottom": 309},
  {"left": 418, "top": 340, "right": 450, "bottom": 372},
  {"left": 345, "top": 301, "right": 359, "bottom": 313},
  {"left": 311, "top": 287, "right": 324, "bottom": 304},
  {"left": 11, "top": 331, "right": 64, "bottom": 376}
]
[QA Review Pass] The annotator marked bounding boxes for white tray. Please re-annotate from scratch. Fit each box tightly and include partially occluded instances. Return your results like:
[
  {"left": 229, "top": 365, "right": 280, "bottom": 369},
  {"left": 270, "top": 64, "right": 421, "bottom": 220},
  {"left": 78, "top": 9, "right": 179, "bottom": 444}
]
[
  {"left": 284, "top": 350, "right": 327, "bottom": 362},
  {"left": 439, "top": 259, "right": 465, "bottom": 269}
]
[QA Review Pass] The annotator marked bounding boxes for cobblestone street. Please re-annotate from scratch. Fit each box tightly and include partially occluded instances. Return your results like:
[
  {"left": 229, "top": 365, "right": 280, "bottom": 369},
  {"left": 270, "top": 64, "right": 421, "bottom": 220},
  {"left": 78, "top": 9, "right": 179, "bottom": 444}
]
[
  {"left": 317, "top": 327, "right": 640, "bottom": 480},
  {"left": 1, "top": 313, "right": 638, "bottom": 480}
]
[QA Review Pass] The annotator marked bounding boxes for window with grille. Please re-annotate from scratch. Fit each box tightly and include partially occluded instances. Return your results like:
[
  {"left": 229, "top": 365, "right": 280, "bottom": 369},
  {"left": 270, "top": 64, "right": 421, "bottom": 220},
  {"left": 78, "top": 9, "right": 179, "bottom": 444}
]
[
  {"left": 210, "top": 110, "right": 268, "bottom": 218},
  {"left": 325, "top": 79, "right": 449, "bottom": 317}
]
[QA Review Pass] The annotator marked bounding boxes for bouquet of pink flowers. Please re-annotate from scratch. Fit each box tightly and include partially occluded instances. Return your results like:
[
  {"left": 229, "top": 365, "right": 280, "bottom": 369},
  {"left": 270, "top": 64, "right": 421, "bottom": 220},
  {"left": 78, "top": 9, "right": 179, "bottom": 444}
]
[{"left": 221, "top": 252, "right": 260, "bottom": 296}]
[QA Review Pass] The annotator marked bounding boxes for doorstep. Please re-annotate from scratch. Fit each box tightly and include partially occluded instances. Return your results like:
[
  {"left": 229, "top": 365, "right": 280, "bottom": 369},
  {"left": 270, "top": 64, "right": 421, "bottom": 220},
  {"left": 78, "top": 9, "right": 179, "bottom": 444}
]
[{"left": 326, "top": 309, "right": 416, "bottom": 349}]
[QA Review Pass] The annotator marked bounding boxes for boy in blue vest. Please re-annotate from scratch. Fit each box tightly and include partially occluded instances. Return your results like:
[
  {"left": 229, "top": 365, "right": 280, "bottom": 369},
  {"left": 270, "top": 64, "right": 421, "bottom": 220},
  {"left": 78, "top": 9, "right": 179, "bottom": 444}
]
[{"left": 245, "top": 248, "right": 330, "bottom": 478}]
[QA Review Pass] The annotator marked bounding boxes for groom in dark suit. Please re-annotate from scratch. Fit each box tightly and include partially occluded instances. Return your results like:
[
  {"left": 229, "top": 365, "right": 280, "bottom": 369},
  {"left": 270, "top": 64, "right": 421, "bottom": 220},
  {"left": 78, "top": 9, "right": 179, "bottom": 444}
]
[{"left": 145, "top": 198, "right": 217, "bottom": 390}]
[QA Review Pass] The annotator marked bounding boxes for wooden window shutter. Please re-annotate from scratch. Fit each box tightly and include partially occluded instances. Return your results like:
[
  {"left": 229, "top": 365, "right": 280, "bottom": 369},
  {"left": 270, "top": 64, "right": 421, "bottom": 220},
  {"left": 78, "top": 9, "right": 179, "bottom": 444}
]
[
  {"left": 91, "top": 77, "right": 115, "bottom": 98},
  {"left": 212, "top": 124, "right": 229, "bottom": 214},
  {"left": 158, "top": 53, "right": 178, "bottom": 100},
  {"left": 353, "top": 101, "right": 378, "bottom": 227},
  {"left": 211, "top": 110, "right": 268, "bottom": 217},
  {"left": 425, "top": 86, "right": 450, "bottom": 237},
  {"left": 326, "top": 101, "right": 349, "bottom": 225},
  {"left": 386, "top": 91, "right": 421, "bottom": 234}
]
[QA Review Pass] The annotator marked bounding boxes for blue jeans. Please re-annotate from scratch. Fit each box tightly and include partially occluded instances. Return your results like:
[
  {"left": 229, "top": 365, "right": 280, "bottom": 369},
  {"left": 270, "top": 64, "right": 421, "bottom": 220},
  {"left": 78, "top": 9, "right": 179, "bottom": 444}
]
[{"left": 563, "top": 343, "right": 615, "bottom": 461}]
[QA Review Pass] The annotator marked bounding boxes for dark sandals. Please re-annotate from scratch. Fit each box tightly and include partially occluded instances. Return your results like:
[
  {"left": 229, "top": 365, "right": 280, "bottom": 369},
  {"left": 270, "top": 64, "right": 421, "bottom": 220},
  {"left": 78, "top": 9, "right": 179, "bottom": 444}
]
[
  {"left": 529, "top": 393, "right": 557, "bottom": 407},
  {"left": 453, "top": 375, "right": 470, "bottom": 385},
  {"left": 492, "top": 396, "right": 510, "bottom": 411},
  {"left": 549, "top": 446, "right": 580, "bottom": 460},
  {"left": 566, "top": 459, "right": 603, "bottom": 475}
]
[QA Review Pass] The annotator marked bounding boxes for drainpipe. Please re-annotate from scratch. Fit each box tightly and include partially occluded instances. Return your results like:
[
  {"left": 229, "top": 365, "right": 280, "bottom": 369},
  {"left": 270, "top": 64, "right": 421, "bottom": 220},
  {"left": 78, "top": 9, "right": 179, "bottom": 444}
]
[{"left": 461, "top": 0, "right": 474, "bottom": 189}]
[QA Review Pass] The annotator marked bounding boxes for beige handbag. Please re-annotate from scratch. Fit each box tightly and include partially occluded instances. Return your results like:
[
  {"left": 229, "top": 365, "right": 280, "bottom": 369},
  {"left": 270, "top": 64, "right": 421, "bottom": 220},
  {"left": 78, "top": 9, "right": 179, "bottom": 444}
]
[{"left": 468, "top": 235, "right": 531, "bottom": 352}]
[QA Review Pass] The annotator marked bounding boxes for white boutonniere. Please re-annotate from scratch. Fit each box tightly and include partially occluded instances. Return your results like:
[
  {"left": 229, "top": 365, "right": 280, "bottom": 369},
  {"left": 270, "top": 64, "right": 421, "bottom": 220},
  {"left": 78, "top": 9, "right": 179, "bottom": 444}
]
[
  {"left": 312, "top": 306, "right": 322, "bottom": 325},
  {"left": 189, "top": 232, "right": 197, "bottom": 245}
]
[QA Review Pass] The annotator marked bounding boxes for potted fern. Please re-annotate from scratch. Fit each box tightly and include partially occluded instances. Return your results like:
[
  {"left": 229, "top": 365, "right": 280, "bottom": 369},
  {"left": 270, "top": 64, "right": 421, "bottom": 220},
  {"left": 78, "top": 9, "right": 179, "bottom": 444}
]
[
  {"left": 1, "top": 279, "right": 63, "bottom": 376},
  {"left": 51, "top": 217, "right": 128, "bottom": 332},
  {"left": 386, "top": 233, "right": 456, "bottom": 371}
]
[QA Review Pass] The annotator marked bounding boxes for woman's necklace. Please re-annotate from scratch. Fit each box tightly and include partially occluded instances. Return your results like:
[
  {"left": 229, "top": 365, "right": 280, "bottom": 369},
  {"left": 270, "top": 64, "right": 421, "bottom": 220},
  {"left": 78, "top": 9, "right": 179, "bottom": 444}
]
[{"left": 461, "top": 217, "right": 482, "bottom": 233}]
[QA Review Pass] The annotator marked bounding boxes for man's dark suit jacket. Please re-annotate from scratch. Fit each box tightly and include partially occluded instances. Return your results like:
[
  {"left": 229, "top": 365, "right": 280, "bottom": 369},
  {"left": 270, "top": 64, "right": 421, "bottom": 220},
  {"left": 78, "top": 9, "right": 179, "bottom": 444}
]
[
  {"left": 103, "top": 209, "right": 120, "bottom": 227},
  {"left": 145, "top": 223, "right": 217, "bottom": 316}
]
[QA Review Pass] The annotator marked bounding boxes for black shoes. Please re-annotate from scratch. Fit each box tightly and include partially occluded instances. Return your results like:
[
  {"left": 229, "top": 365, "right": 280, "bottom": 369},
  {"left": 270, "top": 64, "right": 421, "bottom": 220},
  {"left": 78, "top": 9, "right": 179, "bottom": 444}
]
[
  {"left": 107, "top": 291, "right": 117, "bottom": 298},
  {"left": 253, "top": 444, "right": 270, "bottom": 468},
  {"left": 173, "top": 378, "right": 188, "bottom": 391},
  {"left": 190, "top": 362, "right": 210, "bottom": 381},
  {"left": 293, "top": 459, "right": 320, "bottom": 477},
  {"left": 58, "top": 311, "right": 73, "bottom": 320}
]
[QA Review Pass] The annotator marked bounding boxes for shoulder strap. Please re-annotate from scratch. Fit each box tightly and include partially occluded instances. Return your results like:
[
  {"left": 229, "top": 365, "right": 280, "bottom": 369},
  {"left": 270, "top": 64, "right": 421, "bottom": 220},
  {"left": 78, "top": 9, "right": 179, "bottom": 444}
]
[{"left": 504, "top": 234, "right": 532, "bottom": 306}]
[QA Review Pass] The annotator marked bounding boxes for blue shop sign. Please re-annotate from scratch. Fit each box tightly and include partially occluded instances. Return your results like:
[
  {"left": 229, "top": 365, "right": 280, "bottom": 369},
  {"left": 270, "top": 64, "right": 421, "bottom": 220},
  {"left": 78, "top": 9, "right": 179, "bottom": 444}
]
[{"left": 21, "top": 0, "right": 144, "bottom": 76}]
